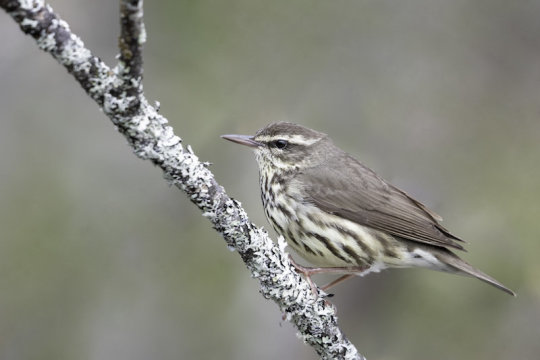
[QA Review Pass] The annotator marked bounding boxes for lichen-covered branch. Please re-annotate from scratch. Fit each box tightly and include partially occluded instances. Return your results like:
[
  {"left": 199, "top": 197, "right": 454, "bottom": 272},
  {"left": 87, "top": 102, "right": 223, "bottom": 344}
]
[{"left": 0, "top": 1, "right": 365, "bottom": 359}]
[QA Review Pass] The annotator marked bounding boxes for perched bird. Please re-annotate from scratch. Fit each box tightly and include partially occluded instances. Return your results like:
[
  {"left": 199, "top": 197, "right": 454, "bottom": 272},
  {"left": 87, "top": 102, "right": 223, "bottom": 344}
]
[{"left": 222, "top": 122, "right": 515, "bottom": 296}]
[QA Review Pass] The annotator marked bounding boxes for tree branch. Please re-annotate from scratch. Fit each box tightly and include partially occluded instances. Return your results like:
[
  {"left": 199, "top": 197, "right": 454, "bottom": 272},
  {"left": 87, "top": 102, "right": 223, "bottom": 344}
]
[
  {"left": 119, "top": 0, "right": 144, "bottom": 79},
  {"left": 0, "top": 1, "right": 365, "bottom": 359}
]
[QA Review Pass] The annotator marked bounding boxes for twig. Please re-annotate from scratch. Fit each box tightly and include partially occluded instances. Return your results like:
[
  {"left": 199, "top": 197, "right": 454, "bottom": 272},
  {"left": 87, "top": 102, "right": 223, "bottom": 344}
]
[
  {"left": 119, "top": 0, "right": 144, "bottom": 77},
  {"left": 0, "top": 1, "right": 365, "bottom": 359}
]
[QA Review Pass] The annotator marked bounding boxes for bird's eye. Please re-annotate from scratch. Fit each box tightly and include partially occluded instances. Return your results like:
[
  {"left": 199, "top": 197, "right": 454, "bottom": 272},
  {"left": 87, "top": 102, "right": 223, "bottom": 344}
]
[{"left": 272, "top": 139, "right": 288, "bottom": 149}]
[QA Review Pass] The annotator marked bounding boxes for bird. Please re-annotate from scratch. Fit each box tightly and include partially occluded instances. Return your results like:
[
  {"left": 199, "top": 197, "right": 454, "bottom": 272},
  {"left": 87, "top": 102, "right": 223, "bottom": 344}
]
[{"left": 222, "top": 122, "right": 515, "bottom": 296}]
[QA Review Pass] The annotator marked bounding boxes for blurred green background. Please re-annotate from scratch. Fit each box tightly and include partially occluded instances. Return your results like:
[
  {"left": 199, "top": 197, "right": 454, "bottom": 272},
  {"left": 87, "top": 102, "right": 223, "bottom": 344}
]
[{"left": 1, "top": 1, "right": 539, "bottom": 359}]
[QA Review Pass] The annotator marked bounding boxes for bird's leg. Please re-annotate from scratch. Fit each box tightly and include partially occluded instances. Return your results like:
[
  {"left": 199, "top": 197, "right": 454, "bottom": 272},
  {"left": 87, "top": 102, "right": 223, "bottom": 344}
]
[
  {"left": 320, "top": 274, "right": 355, "bottom": 291},
  {"left": 288, "top": 255, "right": 367, "bottom": 296}
]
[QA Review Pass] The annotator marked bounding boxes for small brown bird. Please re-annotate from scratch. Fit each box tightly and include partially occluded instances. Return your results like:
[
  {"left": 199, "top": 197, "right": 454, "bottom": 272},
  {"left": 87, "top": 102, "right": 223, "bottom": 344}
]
[{"left": 222, "top": 122, "right": 515, "bottom": 296}]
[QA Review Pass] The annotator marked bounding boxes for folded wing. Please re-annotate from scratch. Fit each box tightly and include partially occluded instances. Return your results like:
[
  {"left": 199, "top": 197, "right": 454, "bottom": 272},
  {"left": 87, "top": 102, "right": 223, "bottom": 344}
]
[{"left": 298, "top": 152, "right": 465, "bottom": 251}]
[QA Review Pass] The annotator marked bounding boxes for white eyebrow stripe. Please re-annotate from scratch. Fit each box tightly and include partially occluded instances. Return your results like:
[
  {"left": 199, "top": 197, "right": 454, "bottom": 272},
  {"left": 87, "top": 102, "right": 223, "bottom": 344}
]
[{"left": 255, "top": 134, "right": 320, "bottom": 146}]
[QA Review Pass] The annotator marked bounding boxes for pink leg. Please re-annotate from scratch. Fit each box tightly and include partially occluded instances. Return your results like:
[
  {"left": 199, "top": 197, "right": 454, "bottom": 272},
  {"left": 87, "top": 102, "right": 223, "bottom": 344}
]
[
  {"left": 321, "top": 274, "right": 355, "bottom": 291},
  {"left": 288, "top": 255, "right": 367, "bottom": 296}
]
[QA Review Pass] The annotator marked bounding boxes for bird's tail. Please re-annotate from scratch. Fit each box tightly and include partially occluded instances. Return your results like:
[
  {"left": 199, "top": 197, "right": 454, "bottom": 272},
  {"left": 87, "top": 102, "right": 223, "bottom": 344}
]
[{"left": 436, "top": 251, "right": 516, "bottom": 296}]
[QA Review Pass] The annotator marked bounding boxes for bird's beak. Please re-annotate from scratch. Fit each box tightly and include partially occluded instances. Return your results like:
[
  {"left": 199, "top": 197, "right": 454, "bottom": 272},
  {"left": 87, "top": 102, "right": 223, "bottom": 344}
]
[{"left": 221, "top": 134, "right": 262, "bottom": 148}]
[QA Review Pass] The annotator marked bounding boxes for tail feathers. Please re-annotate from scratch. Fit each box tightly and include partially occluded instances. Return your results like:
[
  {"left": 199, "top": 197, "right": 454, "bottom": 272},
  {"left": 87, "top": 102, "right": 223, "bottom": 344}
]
[{"left": 437, "top": 252, "right": 516, "bottom": 297}]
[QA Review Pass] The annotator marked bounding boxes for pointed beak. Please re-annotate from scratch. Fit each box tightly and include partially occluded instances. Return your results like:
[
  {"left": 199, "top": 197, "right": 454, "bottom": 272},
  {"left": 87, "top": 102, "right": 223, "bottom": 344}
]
[{"left": 221, "top": 134, "right": 262, "bottom": 148}]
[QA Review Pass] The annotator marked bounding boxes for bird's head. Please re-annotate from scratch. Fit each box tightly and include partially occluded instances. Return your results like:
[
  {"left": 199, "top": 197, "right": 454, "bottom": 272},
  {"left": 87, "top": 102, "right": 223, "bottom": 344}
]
[{"left": 222, "top": 122, "right": 331, "bottom": 172}]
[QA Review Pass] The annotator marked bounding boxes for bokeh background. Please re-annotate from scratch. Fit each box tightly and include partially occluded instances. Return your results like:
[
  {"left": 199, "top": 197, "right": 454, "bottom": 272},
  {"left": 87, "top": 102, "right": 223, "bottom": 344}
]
[{"left": 1, "top": 1, "right": 539, "bottom": 359}]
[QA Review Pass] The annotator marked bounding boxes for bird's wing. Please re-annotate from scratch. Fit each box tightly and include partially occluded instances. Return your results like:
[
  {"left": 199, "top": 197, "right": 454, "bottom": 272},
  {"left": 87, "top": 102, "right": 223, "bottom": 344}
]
[{"left": 297, "top": 153, "right": 465, "bottom": 250}]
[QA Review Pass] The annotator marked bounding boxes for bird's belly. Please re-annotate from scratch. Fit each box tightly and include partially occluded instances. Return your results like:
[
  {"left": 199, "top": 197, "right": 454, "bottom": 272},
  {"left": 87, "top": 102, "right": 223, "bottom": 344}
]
[{"left": 265, "top": 201, "right": 406, "bottom": 269}]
